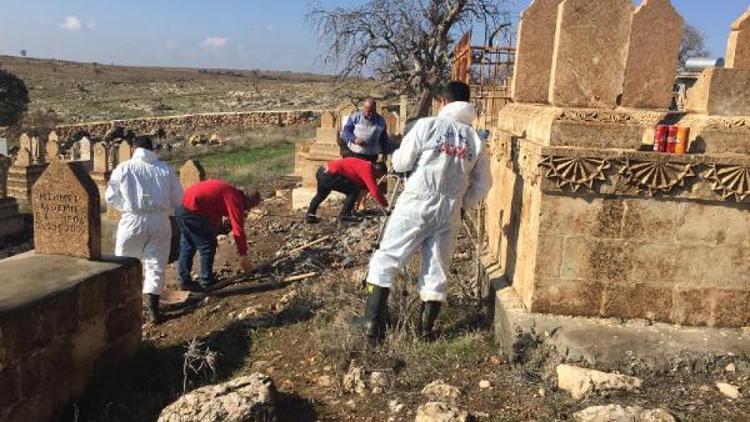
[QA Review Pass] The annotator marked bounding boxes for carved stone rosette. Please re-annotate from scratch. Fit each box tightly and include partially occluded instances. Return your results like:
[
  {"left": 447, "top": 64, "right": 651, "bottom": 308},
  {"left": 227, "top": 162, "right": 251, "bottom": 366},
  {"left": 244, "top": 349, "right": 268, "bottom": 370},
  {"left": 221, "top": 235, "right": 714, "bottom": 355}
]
[
  {"left": 617, "top": 158, "right": 697, "bottom": 196},
  {"left": 702, "top": 164, "right": 750, "bottom": 201},
  {"left": 538, "top": 155, "right": 610, "bottom": 192}
]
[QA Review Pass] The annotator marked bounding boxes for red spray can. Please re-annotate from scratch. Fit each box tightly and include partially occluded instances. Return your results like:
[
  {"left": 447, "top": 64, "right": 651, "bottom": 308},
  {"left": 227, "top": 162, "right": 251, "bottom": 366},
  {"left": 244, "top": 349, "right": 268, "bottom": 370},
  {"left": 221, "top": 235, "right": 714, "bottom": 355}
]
[
  {"left": 666, "top": 125, "right": 678, "bottom": 153},
  {"left": 653, "top": 125, "right": 668, "bottom": 153}
]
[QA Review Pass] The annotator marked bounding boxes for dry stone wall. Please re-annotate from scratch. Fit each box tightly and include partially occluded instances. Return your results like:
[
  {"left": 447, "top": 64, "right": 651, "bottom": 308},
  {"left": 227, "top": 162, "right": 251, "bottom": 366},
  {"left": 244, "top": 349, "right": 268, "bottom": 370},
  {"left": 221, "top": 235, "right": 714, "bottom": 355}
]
[{"left": 55, "top": 110, "right": 321, "bottom": 138}]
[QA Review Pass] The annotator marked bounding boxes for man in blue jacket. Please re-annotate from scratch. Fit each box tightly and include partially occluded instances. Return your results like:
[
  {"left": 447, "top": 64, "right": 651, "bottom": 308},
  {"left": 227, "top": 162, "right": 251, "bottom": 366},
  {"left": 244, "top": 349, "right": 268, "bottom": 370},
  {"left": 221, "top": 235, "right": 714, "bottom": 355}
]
[{"left": 340, "top": 97, "right": 389, "bottom": 164}]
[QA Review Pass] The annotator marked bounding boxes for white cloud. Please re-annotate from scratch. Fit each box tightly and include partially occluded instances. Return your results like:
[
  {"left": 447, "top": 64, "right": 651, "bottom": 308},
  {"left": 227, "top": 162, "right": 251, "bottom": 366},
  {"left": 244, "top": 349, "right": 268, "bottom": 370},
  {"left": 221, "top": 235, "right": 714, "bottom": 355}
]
[
  {"left": 60, "top": 16, "right": 96, "bottom": 31},
  {"left": 61, "top": 16, "right": 82, "bottom": 31},
  {"left": 200, "top": 36, "right": 228, "bottom": 48},
  {"left": 165, "top": 40, "right": 177, "bottom": 50}
]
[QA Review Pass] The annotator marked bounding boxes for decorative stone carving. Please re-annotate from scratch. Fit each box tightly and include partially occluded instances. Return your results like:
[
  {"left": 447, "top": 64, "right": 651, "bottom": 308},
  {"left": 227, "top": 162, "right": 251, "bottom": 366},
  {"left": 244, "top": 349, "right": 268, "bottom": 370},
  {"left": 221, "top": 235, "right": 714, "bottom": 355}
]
[
  {"left": 557, "top": 109, "right": 633, "bottom": 124},
  {"left": 539, "top": 155, "right": 611, "bottom": 191},
  {"left": 702, "top": 164, "right": 750, "bottom": 201},
  {"left": 617, "top": 158, "right": 696, "bottom": 196}
]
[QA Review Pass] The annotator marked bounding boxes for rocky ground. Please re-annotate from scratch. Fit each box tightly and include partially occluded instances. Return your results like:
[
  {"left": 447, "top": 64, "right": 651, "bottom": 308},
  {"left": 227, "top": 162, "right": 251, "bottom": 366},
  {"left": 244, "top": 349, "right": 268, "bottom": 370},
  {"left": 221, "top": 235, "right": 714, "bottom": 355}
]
[
  {"left": 41, "top": 177, "right": 745, "bottom": 422},
  {"left": 0, "top": 55, "right": 376, "bottom": 124}
]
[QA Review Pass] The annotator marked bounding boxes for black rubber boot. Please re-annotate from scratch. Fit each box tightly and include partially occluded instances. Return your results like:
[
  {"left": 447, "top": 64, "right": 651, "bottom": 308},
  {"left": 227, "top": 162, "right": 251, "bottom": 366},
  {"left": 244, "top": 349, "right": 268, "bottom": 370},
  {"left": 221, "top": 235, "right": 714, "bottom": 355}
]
[
  {"left": 352, "top": 284, "right": 390, "bottom": 340},
  {"left": 145, "top": 294, "right": 163, "bottom": 324},
  {"left": 419, "top": 301, "right": 442, "bottom": 341}
]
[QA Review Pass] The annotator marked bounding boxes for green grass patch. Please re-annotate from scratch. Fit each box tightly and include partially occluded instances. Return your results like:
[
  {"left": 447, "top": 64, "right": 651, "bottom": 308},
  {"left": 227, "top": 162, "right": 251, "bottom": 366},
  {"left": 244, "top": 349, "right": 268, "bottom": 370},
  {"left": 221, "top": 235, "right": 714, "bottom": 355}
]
[{"left": 195, "top": 141, "right": 294, "bottom": 187}]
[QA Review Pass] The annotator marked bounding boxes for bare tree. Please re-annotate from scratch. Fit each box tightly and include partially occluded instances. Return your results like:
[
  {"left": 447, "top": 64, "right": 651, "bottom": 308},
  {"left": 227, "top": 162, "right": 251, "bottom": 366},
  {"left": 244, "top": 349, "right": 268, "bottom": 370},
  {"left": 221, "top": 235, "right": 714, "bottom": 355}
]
[
  {"left": 0, "top": 69, "right": 29, "bottom": 127},
  {"left": 679, "top": 24, "right": 710, "bottom": 68},
  {"left": 19, "top": 49, "right": 27, "bottom": 57},
  {"left": 308, "top": 0, "right": 511, "bottom": 118}
]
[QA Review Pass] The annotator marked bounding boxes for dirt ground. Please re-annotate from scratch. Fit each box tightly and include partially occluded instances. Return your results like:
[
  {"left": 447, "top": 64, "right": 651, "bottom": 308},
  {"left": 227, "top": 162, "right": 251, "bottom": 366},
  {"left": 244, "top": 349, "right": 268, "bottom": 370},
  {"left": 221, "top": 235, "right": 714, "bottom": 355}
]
[{"left": 27, "top": 175, "right": 741, "bottom": 422}]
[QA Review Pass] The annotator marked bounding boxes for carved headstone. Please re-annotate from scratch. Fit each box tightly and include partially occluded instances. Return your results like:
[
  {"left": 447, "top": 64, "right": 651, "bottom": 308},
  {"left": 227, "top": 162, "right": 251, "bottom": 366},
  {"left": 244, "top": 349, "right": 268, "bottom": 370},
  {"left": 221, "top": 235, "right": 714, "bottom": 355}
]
[
  {"left": 46, "top": 139, "right": 61, "bottom": 161},
  {"left": 48, "top": 131, "right": 59, "bottom": 143},
  {"left": 621, "top": 0, "right": 683, "bottom": 109},
  {"left": 19, "top": 133, "right": 31, "bottom": 152},
  {"left": 180, "top": 160, "right": 206, "bottom": 189},
  {"left": 15, "top": 148, "right": 31, "bottom": 166},
  {"left": 320, "top": 111, "right": 336, "bottom": 129},
  {"left": 726, "top": 8, "right": 750, "bottom": 70},
  {"left": 548, "top": 0, "right": 635, "bottom": 109},
  {"left": 79, "top": 137, "right": 92, "bottom": 161},
  {"left": 0, "top": 138, "right": 7, "bottom": 157},
  {"left": 117, "top": 141, "right": 133, "bottom": 163},
  {"left": 32, "top": 161, "right": 101, "bottom": 259},
  {"left": 384, "top": 111, "right": 398, "bottom": 136},
  {"left": 511, "top": 0, "right": 564, "bottom": 104},
  {"left": 93, "top": 143, "right": 108, "bottom": 172}
]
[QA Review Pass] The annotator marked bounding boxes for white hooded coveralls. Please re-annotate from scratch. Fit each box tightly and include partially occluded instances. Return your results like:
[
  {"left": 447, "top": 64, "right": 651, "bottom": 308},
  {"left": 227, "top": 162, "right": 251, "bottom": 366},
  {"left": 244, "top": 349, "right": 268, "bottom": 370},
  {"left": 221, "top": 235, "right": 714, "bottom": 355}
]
[
  {"left": 367, "top": 101, "right": 492, "bottom": 302},
  {"left": 106, "top": 148, "right": 183, "bottom": 295}
]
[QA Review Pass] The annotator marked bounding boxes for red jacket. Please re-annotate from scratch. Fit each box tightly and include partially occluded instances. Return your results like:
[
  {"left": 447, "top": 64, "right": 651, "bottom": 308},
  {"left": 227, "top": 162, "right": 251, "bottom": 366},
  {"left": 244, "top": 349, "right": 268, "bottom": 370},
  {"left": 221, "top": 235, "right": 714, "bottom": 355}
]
[
  {"left": 327, "top": 157, "right": 388, "bottom": 207},
  {"left": 182, "top": 179, "right": 248, "bottom": 256}
]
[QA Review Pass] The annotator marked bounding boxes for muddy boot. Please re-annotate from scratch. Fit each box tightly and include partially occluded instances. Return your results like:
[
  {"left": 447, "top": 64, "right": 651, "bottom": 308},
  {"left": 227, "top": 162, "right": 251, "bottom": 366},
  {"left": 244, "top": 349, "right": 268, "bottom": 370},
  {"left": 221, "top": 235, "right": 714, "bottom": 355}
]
[
  {"left": 145, "top": 294, "right": 163, "bottom": 324},
  {"left": 351, "top": 284, "right": 390, "bottom": 341},
  {"left": 418, "top": 301, "right": 442, "bottom": 341}
]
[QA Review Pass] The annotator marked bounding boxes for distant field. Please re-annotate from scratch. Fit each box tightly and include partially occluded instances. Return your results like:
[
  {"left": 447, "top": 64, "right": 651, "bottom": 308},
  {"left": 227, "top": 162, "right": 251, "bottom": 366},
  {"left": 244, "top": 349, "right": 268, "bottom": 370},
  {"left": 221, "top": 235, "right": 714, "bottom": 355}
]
[
  {"left": 0, "top": 55, "right": 374, "bottom": 124},
  {"left": 163, "top": 125, "right": 314, "bottom": 189}
]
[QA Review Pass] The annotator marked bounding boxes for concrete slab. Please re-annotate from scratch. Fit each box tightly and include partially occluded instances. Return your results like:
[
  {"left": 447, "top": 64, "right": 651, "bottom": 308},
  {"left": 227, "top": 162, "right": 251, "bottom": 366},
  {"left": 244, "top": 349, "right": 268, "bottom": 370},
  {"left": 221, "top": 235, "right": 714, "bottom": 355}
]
[
  {"left": 486, "top": 256, "right": 750, "bottom": 375},
  {"left": 0, "top": 251, "right": 139, "bottom": 314}
]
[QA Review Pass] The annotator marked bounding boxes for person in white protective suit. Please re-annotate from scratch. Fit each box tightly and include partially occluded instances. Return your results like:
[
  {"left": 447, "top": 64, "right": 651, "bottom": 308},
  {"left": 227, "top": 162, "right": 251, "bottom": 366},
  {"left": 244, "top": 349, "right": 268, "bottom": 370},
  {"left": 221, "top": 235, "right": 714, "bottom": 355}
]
[
  {"left": 354, "top": 81, "right": 493, "bottom": 341},
  {"left": 105, "top": 136, "right": 183, "bottom": 324}
]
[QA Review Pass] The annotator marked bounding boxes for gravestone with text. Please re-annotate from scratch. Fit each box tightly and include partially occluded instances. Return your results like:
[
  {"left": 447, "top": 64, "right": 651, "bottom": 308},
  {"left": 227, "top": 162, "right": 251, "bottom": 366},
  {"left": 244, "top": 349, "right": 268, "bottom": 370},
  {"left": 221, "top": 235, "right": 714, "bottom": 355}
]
[{"left": 33, "top": 161, "right": 101, "bottom": 259}]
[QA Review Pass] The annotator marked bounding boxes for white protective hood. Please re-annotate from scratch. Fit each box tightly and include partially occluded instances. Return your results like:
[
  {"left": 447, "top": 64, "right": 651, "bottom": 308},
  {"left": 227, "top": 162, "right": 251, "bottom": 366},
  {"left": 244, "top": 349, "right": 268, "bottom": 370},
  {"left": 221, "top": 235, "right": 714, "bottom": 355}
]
[{"left": 436, "top": 101, "right": 477, "bottom": 126}]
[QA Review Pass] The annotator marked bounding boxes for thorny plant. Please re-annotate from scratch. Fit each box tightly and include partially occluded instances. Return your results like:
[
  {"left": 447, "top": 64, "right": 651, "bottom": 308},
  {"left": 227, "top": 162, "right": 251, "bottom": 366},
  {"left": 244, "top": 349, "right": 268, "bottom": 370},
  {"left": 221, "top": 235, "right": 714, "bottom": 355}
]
[{"left": 182, "top": 338, "right": 219, "bottom": 393}]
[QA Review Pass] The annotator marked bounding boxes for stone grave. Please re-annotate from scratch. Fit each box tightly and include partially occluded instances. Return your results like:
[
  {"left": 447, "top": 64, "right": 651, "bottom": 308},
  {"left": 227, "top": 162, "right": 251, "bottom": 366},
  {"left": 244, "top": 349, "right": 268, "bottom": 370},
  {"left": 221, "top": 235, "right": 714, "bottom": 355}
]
[
  {"left": 7, "top": 133, "right": 48, "bottom": 209},
  {"left": 0, "top": 155, "right": 24, "bottom": 238},
  {"left": 33, "top": 161, "right": 101, "bottom": 259},
  {"left": 483, "top": 0, "right": 750, "bottom": 343},
  {"left": 79, "top": 136, "right": 93, "bottom": 161},
  {"left": 292, "top": 109, "right": 344, "bottom": 209},
  {"left": 726, "top": 8, "right": 750, "bottom": 70},
  {"left": 117, "top": 140, "right": 133, "bottom": 163},
  {"left": 46, "top": 137, "right": 62, "bottom": 162},
  {"left": 0, "top": 137, "right": 8, "bottom": 156},
  {"left": 89, "top": 142, "right": 111, "bottom": 208},
  {"left": 0, "top": 160, "right": 142, "bottom": 421},
  {"left": 180, "top": 159, "right": 206, "bottom": 189}
]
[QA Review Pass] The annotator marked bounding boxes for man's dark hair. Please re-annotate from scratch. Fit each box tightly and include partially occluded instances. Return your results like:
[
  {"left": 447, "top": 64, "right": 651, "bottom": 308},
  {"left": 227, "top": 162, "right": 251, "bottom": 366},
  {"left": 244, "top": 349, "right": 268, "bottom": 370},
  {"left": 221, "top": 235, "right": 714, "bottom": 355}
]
[
  {"left": 436, "top": 81, "right": 471, "bottom": 103},
  {"left": 133, "top": 135, "right": 154, "bottom": 151}
]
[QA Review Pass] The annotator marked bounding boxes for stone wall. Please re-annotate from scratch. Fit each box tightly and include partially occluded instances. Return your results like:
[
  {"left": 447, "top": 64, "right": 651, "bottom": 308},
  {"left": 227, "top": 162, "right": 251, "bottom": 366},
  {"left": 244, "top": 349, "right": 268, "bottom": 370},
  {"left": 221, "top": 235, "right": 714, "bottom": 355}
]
[
  {"left": 0, "top": 253, "right": 142, "bottom": 421},
  {"left": 55, "top": 110, "right": 321, "bottom": 137}
]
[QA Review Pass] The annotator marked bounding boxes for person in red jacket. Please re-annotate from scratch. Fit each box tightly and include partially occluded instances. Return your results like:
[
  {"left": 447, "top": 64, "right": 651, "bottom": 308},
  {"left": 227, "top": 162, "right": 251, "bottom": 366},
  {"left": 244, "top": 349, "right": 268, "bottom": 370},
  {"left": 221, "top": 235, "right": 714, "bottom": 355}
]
[
  {"left": 176, "top": 179, "right": 261, "bottom": 291},
  {"left": 306, "top": 157, "right": 388, "bottom": 223}
]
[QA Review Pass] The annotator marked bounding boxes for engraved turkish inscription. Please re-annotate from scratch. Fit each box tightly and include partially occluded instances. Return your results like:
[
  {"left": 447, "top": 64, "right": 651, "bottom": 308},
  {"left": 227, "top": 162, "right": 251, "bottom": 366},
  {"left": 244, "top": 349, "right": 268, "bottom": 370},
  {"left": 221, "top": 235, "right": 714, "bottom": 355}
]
[{"left": 32, "top": 161, "right": 101, "bottom": 259}]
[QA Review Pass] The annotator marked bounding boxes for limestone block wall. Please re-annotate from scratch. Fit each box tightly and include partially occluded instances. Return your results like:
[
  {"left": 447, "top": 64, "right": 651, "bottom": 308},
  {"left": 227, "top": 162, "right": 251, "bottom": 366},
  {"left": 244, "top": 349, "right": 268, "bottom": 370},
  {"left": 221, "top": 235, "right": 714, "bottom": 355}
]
[
  {"left": 534, "top": 194, "right": 749, "bottom": 326},
  {"left": 0, "top": 254, "right": 142, "bottom": 421},
  {"left": 55, "top": 110, "right": 322, "bottom": 138}
]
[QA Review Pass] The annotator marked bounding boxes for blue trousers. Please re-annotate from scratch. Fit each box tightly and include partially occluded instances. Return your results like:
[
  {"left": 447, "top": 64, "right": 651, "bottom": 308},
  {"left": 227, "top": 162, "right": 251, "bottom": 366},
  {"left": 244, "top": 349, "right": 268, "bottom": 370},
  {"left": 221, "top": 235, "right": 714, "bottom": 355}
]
[{"left": 176, "top": 206, "right": 218, "bottom": 287}]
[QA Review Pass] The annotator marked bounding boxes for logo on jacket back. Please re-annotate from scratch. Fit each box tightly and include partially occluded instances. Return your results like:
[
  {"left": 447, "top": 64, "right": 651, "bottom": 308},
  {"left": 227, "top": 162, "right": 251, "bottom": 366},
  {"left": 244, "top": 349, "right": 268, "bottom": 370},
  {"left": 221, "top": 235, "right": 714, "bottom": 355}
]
[{"left": 432, "top": 127, "right": 474, "bottom": 161}]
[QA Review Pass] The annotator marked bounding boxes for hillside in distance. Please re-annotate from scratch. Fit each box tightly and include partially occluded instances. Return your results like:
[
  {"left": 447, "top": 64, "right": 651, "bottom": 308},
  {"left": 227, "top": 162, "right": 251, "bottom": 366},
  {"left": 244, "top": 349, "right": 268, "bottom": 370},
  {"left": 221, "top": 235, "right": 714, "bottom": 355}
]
[{"left": 0, "top": 55, "right": 372, "bottom": 124}]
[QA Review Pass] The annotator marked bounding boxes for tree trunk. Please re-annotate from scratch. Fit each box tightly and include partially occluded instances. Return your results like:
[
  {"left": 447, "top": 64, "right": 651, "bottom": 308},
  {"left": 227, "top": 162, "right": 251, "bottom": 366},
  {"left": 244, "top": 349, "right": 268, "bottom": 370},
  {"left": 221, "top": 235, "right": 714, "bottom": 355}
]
[{"left": 411, "top": 88, "right": 433, "bottom": 119}]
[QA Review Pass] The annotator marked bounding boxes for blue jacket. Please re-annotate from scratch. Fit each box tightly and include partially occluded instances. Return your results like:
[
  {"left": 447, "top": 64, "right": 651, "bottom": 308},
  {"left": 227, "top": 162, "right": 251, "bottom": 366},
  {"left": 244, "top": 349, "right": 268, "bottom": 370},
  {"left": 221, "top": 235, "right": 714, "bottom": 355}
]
[{"left": 341, "top": 110, "right": 389, "bottom": 156}]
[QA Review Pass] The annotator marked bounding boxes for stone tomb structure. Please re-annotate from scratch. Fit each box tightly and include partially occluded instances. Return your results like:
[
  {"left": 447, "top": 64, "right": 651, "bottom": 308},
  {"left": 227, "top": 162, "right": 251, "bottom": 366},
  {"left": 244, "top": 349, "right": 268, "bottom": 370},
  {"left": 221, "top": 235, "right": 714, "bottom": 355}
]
[
  {"left": 7, "top": 134, "right": 49, "bottom": 209},
  {"left": 484, "top": 1, "right": 750, "bottom": 334},
  {"left": 0, "top": 161, "right": 142, "bottom": 421},
  {"left": 89, "top": 142, "right": 112, "bottom": 208},
  {"left": 292, "top": 110, "right": 344, "bottom": 209},
  {"left": 0, "top": 155, "right": 24, "bottom": 238}
]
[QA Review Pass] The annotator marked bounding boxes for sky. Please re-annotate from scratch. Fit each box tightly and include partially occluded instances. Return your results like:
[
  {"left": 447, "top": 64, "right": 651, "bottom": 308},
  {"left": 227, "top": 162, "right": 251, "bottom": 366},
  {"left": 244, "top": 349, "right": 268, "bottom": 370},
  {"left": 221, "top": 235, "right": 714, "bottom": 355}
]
[{"left": 0, "top": 0, "right": 747, "bottom": 73}]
